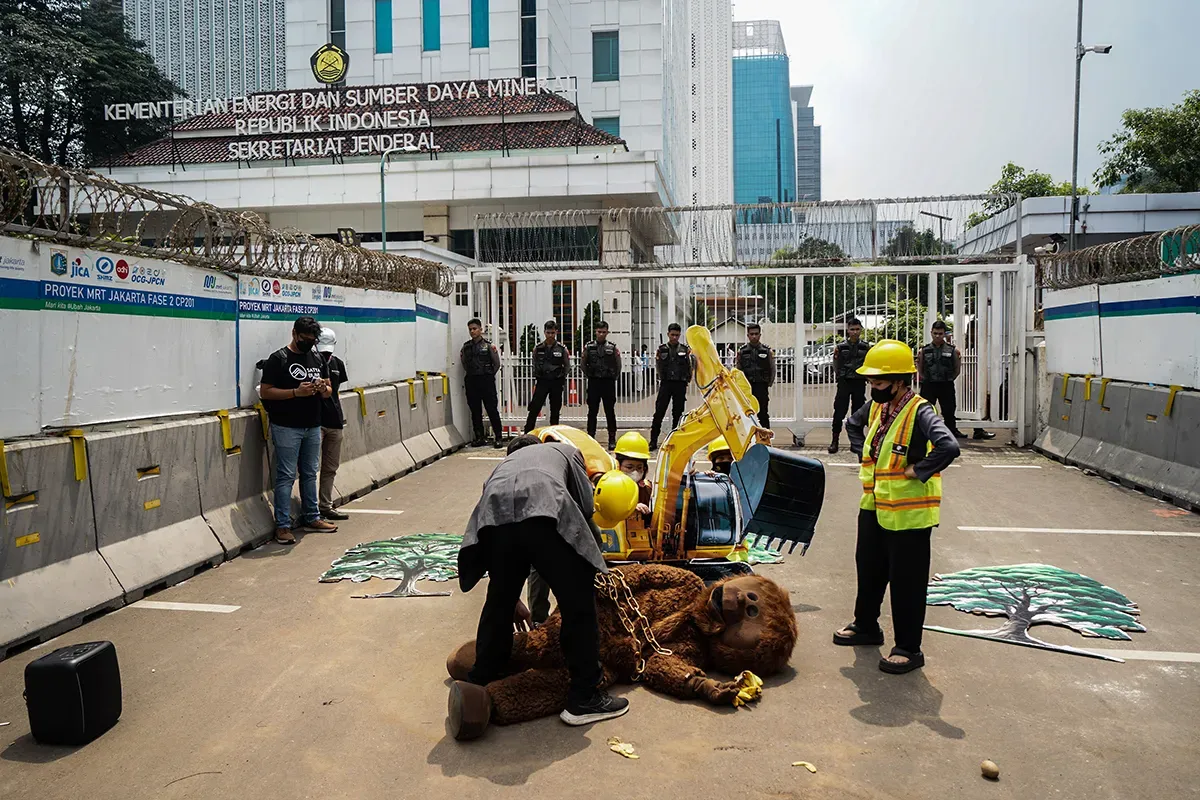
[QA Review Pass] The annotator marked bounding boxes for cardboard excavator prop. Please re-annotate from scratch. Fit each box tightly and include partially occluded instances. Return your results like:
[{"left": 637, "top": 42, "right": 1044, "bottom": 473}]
[{"left": 533, "top": 325, "right": 826, "bottom": 581}]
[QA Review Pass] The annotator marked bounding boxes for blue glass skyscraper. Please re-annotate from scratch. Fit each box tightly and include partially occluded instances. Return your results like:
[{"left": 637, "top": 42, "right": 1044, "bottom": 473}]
[{"left": 732, "top": 21, "right": 796, "bottom": 207}]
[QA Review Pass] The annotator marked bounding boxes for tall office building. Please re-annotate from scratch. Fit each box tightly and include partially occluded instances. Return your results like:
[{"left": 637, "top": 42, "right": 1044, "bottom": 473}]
[
  {"left": 792, "top": 85, "right": 821, "bottom": 201},
  {"left": 731, "top": 20, "right": 795, "bottom": 206},
  {"left": 123, "top": 1, "right": 287, "bottom": 101}
]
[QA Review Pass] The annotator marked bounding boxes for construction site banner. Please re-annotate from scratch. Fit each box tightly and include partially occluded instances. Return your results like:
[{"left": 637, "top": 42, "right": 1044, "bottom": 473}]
[{"left": 341, "top": 287, "right": 417, "bottom": 387}]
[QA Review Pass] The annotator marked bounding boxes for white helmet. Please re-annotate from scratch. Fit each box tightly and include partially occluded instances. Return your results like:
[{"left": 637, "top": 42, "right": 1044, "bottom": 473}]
[{"left": 317, "top": 326, "right": 337, "bottom": 353}]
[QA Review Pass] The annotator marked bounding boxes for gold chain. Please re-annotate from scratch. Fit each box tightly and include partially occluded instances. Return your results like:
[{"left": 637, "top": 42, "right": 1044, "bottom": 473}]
[{"left": 595, "top": 570, "right": 673, "bottom": 679}]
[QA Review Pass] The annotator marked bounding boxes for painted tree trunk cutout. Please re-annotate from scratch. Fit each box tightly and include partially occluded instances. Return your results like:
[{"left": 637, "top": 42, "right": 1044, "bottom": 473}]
[
  {"left": 320, "top": 533, "right": 462, "bottom": 599},
  {"left": 924, "top": 563, "right": 1145, "bottom": 663}
]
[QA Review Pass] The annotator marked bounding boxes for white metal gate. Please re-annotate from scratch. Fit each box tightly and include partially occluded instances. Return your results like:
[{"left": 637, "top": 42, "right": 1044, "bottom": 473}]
[{"left": 469, "top": 262, "right": 1028, "bottom": 436}]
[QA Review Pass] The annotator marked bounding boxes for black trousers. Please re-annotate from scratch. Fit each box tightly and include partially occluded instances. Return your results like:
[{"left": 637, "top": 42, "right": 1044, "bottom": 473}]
[
  {"left": 650, "top": 380, "right": 688, "bottom": 443},
  {"left": 750, "top": 381, "right": 771, "bottom": 430},
  {"left": 832, "top": 379, "right": 866, "bottom": 436},
  {"left": 852, "top": 509, "right": 933, "bottom": 654},
  {"left": 586, "top": 377, "right": 617, "bottom": 441},
  {"left": 468, "top": 518, "right": 601, "bottom": 704},
  {"left": 920, "top": 381, "right": 958, "bottom": 435},
  {"left": 527, "top": 568, "right": 552, "bottom": 624},
  {"left": 524, "top": 377, "right": 565, "bottom": 432},
  {"left": 465, "top": 374, "right": 502, "bottom": 441}
]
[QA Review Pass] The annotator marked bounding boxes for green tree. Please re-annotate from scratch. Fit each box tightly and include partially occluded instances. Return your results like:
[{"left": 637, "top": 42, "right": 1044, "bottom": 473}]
[
  {"left": 519, "top": 323, "right": 539, "bottom": 355},
  {"left": 863, "top": 298, "right": 929, "bottom": 350},
  {"left": 966, "top": 163, "right": 1091, "bottom": 229},
  {"left": 1094, "top": 90, "right": 1200, "bottom": 193},
  {"left": 575, "top": 299, "right": 603, "bottom": 352},
  {"left": 0, "top": 0, "right": 180, "bottom": 167},
  {"left": 925, "top": 564, "right": 1144, "bottom": 662},
  {"left": 320, "top": 533, "right": 462, "bottom": 598},
  {"left": 745, "top": 238, "right": 847, "bottom": 324},
  {"left": 771, "top": 238, "right": 847, "bottom": 264},
  {"left": 882, "top": 226, "right": 954, "bottom": 260}
]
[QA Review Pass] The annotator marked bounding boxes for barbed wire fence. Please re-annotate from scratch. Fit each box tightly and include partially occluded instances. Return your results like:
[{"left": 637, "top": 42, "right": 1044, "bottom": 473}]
[
  {"left": 1037, "top": 224, "right": 1200, "bottom": 290},
  {"left": 0, "top": 146, "right": 454, "bottom": 295},
  {"left": 474, "top": 195, "right": 1020, "bottom": 272}
]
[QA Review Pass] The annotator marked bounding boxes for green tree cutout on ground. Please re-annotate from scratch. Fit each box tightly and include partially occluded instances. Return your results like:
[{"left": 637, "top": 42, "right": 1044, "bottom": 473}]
[
  {"left": 320, "top": 533, "right": 463, "bottom": 598},
  {"left": 925, "top": 563, "right": 1144, "bottom": 662}
]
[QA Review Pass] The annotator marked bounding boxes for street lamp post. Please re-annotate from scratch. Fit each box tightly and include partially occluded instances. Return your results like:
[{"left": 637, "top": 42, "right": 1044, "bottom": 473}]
[
  {"left": 919, "top": 210, "right": 951, "bottom": 255},
  {"left": 1069, "top": 0, "right": 1112, "bottom": 252}
]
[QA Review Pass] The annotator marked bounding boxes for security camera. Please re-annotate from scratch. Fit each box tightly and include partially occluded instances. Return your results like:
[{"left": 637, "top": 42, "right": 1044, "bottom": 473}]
[{"left": 1090, "top": 44, "right": 1112, "bottom": 54}]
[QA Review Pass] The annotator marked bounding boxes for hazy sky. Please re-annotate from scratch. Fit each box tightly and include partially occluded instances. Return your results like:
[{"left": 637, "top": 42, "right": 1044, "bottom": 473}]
[{"left": 729, "top": 0, "right": 1199, "bottom": 200}]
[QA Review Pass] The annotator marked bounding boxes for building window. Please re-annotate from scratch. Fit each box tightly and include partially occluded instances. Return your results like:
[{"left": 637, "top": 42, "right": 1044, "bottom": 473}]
[
  {"left": 423, "top": 0, "right": 440, "bottom": 51},
  {"left": 593, "top": 31, "right": 619, "bottom": 82},
  {"left": 552, "top": 280, "right": 578, "bottom": 351},
  {"left": 593, "top": 116, "right": 620, "bottom": 138},
  {"left": 454, "top": 281, "right": 469, "bottom": 307},
  {"left": 330, "top": 0, "right": 346, "bottom": 51},
  {"left": 471, "top": 0, "right": 489, "bottom": 48},
  {"left": 375, "top": 0, "right": 392, "bottom": 54},
  {"left": 520, "top": 0, "right": 536, "bottom": 77}
]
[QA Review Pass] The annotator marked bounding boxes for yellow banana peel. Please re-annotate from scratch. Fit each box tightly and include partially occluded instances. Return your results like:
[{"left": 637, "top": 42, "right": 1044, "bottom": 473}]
[
  {"left": 607, "top": 736, "right": 640, "bottom": 759},
  {"left": 732, "top": 670, "right": 764, "bottom": 707}
]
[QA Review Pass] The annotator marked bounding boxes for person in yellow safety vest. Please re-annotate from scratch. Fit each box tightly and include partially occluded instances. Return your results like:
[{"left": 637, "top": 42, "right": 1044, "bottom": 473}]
[{"left": 831, "top": 339, "right": 960, "bottom": 675}]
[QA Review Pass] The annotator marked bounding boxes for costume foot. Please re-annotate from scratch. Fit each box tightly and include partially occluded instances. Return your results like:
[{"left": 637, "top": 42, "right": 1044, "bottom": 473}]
[
  {"left": 560, "top": 691, "right": 629, "bottom": 726},
  {"left": 446, "top": 640, "right": 477, "bottom": 682},
  {"left": 448, "top": 680, "right": 493, "bottom": 741}
]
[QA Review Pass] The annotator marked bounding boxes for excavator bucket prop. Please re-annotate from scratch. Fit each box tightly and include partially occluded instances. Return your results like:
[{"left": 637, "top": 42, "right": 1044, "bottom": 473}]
[{"left": 731, "top": 444, "right": 825, "bottom": 555}]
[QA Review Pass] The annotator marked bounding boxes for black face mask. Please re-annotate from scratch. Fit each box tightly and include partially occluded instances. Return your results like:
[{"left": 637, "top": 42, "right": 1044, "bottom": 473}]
[
  {"left": 296, "top": 338, "right": 316, "bottom": 353},
  {"left": 871, "top": 385, "right": 896, "bottom": 404}
]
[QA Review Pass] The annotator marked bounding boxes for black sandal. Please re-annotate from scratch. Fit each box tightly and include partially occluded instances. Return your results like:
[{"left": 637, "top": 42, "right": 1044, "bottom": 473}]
[
  {"left": 879, "top": 647, "right": 925, "bottom": 674},
  {"left": 832, "top": 622, "right": 885, "bottom": 647}
]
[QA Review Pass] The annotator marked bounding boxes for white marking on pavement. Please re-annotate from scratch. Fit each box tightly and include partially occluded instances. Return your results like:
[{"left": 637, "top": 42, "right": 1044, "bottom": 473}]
[
  {"left": 342, "top": 509, "right": 407, "bottom": 516},
  {"left": 981, "top": 464, "right": 1043, "bottom": 469},
  {"left": 467, "top": 456, "right": 504, "bottom": 460},
  {"left": 131, "top": 601, "right": 241, "bottom": 613},
  {"left": 1086, "top": 650, "right": 1200, "bottom": 664},
  {"left": 959, "top": 526, "right": 1200, "bottom": 539}
]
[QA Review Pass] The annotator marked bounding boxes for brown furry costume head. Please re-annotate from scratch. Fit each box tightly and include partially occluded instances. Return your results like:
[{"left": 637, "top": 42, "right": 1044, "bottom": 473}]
[{"left": 652, "top": 573, "right": 797, "bottom": 677}]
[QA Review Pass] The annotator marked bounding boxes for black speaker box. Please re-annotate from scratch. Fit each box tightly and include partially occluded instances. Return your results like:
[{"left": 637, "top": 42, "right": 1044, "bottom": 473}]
[{"left": 24, "top": 641, "right": 122, "bottom": 746}]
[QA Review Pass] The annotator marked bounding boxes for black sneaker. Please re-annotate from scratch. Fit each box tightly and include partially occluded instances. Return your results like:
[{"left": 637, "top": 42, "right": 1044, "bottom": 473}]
[
  {"left": 951, "top": 429, "right": 968, "bottom": 439},
  {"left": 493, "top": 438, "right": 504, "bottom": 449},
  {"left": 469, "top": 438, "right": 488, "bottom": 448},
  {"left": 559, "top": 691, "right": 629, "bottom": 726},
  {"left": 973, "top": 429, "right": 996, "bottom": 440},
  {"left": 322, "top": 508, "right": 350, "bottom": 521}
]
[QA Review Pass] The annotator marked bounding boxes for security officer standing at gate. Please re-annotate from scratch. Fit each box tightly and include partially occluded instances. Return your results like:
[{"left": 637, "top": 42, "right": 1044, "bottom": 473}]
[
  {"left": 829, "top": 317, "right": 871, "bottom": 454},
  {"left": 524, "top": 319, "right": 571, "bottom": 432},
  {"left": 460, "top": 317, "right": 503, "bottom": 449},
  {"left": 648, "top": 323, "right": 693, "bottom": 451},
  {"left": 736, "top": 321, "right": 776, "bottom": 431},
  {"left": 581, "top": 319, "right": 621, "bottom": 450},
  {"left": 917, "top": 320, "right": 994, "bottom": 440}
]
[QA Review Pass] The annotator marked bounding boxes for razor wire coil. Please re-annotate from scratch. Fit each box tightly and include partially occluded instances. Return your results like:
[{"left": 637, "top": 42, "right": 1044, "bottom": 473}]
[{"left": 1037, "top": 225, "right": 1200, "bottom": 290}]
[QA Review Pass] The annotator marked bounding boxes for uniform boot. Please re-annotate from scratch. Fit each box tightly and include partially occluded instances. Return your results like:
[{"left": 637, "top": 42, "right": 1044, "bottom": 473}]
[
  {"left": 608, "top": 431, "right": 617, "bottom": 451},
  {"left": 828, "top": 426, "right": 841, "bottom": 454}
]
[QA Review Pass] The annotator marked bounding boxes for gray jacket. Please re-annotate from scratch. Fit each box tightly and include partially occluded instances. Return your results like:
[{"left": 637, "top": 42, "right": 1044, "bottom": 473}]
[
  {"left": 459, "top": 441, "right": 607, "bottom": 591},
  {"left": 847, "top": 397, "right": 960, "bottom": 482}
]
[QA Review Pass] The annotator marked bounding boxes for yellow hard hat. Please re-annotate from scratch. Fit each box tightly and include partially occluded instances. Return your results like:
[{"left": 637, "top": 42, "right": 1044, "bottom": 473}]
[
  {"left": 707, "top": 436, "right": 732, "bottom": 458},
  {"left": 593, "top": 470, "right": 640, "bottom": 529},
  {"left": 614, "top": 431, "right": 650, "bottom": 461},
  {"left": 856, "top": 339, "right": 916, "bottom": 376}
]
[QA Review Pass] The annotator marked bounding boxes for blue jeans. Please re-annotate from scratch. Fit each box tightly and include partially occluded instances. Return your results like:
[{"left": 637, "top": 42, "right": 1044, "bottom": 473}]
[{"left": 270, "top": 423, "right": 321, "bottom": 529}]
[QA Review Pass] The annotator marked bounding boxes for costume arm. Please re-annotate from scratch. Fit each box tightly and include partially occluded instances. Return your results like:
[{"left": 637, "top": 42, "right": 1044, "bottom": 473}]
[{"left": 641, "top": 650, "right": 742, "bottom": 705}]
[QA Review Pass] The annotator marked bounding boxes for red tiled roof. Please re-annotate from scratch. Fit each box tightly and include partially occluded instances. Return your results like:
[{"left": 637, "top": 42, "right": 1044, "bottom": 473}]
[
  {"left": 108, "top": 120, "right": 625, "bottom": 167},
  {"left": 172, "top": 79, "right": 579, "bottom": 132}
]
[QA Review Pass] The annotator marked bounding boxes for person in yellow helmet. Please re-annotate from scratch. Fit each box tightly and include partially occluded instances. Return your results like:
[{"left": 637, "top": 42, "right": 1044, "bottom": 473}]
[
  {"left": 613, "top": 432, "right": 653, "bottom": 525},
  {"left": 831, "top": 340, "right": 960, "bottom": 675},
  {"left": 706, "top": 436, "right": 734, "bottom": 476}
]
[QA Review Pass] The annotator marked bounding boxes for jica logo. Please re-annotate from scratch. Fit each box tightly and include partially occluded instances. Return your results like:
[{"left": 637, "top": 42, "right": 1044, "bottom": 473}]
[
  {"left": 95, "top": 256, "right": 115, "bottom": 282},
  {"left": 70, "top": 257, "right": 90, "bottom": 279}
]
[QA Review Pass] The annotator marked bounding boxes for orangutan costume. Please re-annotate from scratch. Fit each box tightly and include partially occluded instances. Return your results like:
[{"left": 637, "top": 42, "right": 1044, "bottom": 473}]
[{"left": 445, "top": 563, "right": 798, "bottom": 739}]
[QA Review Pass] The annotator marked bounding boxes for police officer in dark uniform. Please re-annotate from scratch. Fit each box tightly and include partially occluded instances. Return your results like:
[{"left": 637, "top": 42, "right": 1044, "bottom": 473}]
[
  {"left": 736, "top": 321, "right": 776, "bottom": 431},
  {"left": 648, "top": 323, "right": 693, "bottom": 450},
  {"left": 524, "top": 319, "right": 571, "bottom": 432},
  {"left": 917, "top": 319, "right": 995, "bottom": 440},
  {"left": 460, "top": 317, "right": 503, "bottom": 448},
  {"left": 828, "top": 317, "right": 871, "bottom": 454},
  {"left": 581, "top": 319, "right": 622, "bottom": 450}
]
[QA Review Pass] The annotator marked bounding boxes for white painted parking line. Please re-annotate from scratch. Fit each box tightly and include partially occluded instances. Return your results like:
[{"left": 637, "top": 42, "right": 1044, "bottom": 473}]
[
  {"left": 959, "top": 526, "right": 1200, "bottom": 539},
  {"left": 131, "top": 601, "right": 241, "bottom": 613},
  {"left": 980, "top": 464, "right": 1043, "bottom": 469},
  {"left": 1086, "top": 650, "right": 1200, "bottom": 664},
  {"left": 343, "top": 509, "right": 406, "bottom": 516}
]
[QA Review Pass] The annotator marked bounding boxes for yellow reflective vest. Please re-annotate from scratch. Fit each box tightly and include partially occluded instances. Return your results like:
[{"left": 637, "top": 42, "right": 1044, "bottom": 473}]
[{"left": 859, "top": 395, "right": 942, "bottom": 530}]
